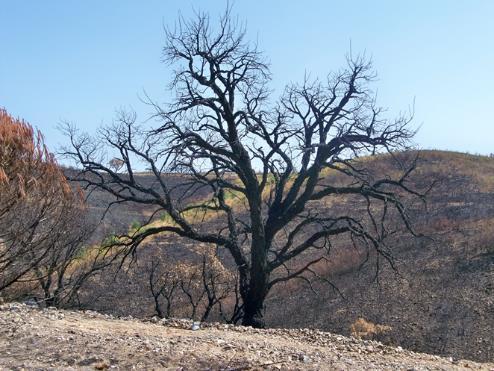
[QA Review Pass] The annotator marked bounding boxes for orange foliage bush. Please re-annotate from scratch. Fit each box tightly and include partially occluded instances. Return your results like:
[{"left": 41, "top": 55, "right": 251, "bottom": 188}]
[
  {"left": 0, "top": 108, "right": 91, "bottom": 301},
  {"left": 350, "top": 317, "right": 392, "bottom": 340},
  {"left": 0, "top": 108, "right": 69, "bottom": 197}
]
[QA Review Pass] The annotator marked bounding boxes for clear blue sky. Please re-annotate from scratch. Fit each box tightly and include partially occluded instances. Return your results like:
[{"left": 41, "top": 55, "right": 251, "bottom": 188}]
[{"left": 1, "top": 1, "right": 493, "bottom": 154}]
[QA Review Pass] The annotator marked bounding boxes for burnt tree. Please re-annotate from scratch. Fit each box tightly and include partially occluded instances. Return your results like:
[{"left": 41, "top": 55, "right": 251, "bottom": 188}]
[
  {"left": 0, "top": 108, "right": 117, "bottom": 306},
  {"left": 63, "top": 9, "right": 426, "bottom": 327}
]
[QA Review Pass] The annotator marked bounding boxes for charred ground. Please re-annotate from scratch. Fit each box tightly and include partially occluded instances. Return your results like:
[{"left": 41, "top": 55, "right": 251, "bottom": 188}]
[{"left": 63, "top": 150, "right": 494, "bottom": 362}]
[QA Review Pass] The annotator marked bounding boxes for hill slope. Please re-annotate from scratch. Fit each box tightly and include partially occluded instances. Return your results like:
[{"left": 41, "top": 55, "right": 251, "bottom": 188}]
[
  {"left": 265, "top": 151, "right": 494, "bottom": 361},
  {"left": 1, "top": 302, "right": 492, "bottom": 370},
  {"left": 72, "top": 150, "right": 494, "bottom": 362}
]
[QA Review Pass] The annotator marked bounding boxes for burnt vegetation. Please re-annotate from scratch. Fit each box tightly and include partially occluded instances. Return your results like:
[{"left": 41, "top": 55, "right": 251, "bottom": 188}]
[
  {"left": 0, "top": 109, "right": 116, "bottom": 307},
  {"left": 62, "top": 9, "right": 428, "bottom": 328},
  {"left": 1, "top": 8, "right": 493, "bottom": 365}
]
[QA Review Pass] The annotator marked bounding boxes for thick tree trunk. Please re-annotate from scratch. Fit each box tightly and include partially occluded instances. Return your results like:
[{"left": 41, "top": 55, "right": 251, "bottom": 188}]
[
  {"left": 241, "top": 284, "right": 267, "bottom": 328},
  {"left": 241, "top": 238, "right": 269, "bottom": 328},
  {"left": 241, "top": 186, "right": 270, "bottom": 328}
]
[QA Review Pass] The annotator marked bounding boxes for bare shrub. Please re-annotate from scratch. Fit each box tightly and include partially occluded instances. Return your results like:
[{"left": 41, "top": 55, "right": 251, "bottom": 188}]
[{"left": 147, "top": 245, "right": 238, "bottom": 322}]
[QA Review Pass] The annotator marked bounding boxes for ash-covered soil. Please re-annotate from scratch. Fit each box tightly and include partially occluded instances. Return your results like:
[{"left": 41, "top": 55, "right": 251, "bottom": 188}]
[{"left": 0, "top": 303, "right": 492, "bottom": 370}]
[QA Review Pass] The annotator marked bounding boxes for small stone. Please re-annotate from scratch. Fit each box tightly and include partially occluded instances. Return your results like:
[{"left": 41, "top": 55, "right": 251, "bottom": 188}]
[
  {"left": 77, "top": 357, "right": 100, "bottom": 366},
  {"left": 191, "top": 322, "right": 200, "bottom": 331},
  {"left": 94, "top": 361, "right": 110, "bottom": 370},
  {"left": 298, "top": 354, "right": 310, "bottom": 363}
]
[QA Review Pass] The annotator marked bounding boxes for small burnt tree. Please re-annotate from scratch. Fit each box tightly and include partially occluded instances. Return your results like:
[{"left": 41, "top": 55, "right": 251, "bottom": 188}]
[
  {"left": 148, "top": 245, "right": 236, "bottom": 321},
  {"left": 64, "top": 9, "right": 425, "bottom": 327},
  {"left": 0, "top": 108, "right": 113, "bottom": 306},
  {"left": 0, "top": 108, "right": 73, "bottom": 292}
]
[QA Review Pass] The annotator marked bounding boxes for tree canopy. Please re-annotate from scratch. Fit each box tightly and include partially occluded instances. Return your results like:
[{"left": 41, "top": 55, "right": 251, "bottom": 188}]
[{"left": 63, "top": 9, "right": 426, "bottom": 327}]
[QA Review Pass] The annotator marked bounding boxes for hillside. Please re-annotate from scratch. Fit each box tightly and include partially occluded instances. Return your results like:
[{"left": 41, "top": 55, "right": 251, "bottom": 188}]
[
  {"left": 1, "top": 302, "right": 492, "bottom": 370},
  {"left": 68, "top": 150, "right": 494, "bottom": 362},
  {"left": 265, "top": 151, "right": 494, "bottom": 361}
]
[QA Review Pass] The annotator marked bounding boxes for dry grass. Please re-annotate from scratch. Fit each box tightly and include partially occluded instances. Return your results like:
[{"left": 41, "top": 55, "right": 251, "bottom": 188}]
[{"left": 350, "top": 318, "right": 392, "bottom": 340}]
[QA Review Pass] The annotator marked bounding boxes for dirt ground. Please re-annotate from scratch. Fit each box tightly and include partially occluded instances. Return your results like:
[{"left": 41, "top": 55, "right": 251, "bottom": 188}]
[{"left": 0, "top": 303, "right": 492, "bottom": 370}]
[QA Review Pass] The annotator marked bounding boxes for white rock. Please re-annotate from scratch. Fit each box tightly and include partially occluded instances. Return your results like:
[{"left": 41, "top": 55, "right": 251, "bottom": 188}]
[{"left": 191, "top": 322, "right": 200, "bottom": 331}]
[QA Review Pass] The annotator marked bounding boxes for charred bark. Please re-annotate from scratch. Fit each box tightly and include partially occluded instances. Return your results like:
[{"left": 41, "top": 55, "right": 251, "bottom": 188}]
[{"left": 62, "top": 7, "right": 428, "bottom": 328}]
